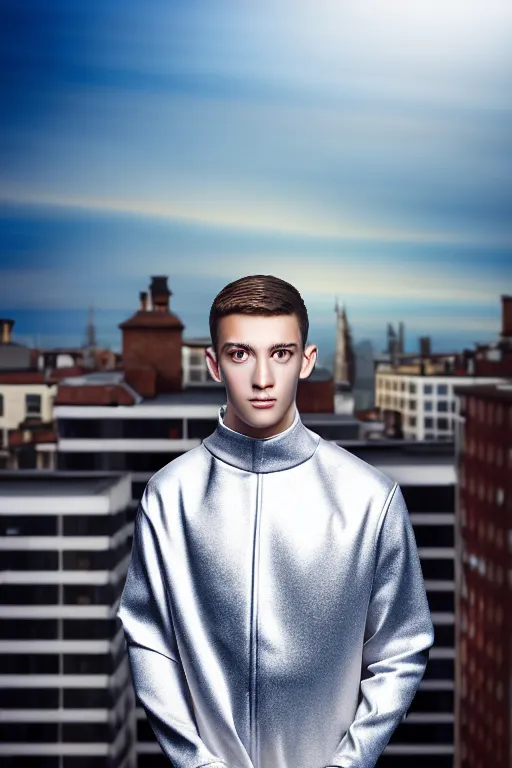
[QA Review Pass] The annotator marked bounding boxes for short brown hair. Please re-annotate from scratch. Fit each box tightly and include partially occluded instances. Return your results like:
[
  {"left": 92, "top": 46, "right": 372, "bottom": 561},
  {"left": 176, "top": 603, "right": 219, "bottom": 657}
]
[{"left": 209, "top": 274, "right": 309, "bottom": 356}]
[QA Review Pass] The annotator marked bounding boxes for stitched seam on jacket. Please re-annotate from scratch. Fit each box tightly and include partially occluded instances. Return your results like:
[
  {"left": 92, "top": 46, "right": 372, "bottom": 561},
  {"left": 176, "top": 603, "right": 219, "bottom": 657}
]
[{"left": 369, "top": 482, "right": 399, "bottom": 596}]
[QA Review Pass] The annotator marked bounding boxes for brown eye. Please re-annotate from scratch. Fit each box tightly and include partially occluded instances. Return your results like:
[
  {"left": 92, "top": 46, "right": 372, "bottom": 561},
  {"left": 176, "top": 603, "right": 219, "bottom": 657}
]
[{"left": 273, "top": 349, "right": 292, "bottom": 361}]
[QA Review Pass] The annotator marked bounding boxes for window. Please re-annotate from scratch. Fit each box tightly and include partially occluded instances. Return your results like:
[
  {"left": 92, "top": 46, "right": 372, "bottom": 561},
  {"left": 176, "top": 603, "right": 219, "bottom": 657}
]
[
  {"left": 25, "top": 394, "right": 42, "bottom": 417},
  {"left": 409, "top": 382, "right": 416, "bottom": 394},
  {"left": 424, "top": 401, "right": 433, "bottom": 412},
  {"left": 437, "top": 417, "right": 449, "bottom": 430},
  {"left": 409, "top": 416, "right": 416, "bottom": 427},
  {"left": 424, "top": 384, "right": 433, "bottom": 394},
  {"left": 437, "top": 384, "right": 448, "bottom": 395},
  {"left": 0, "top": 393, "right": 3, "bottom": 417},
  {"left": 424, "top": 417, "right": 433, "bottom": 429},
  {"left": 438, "top": 401, "right": 449, "bottom": 412},
  {"left": 409, "top": 399, "right": 416, "bottom": 410}
]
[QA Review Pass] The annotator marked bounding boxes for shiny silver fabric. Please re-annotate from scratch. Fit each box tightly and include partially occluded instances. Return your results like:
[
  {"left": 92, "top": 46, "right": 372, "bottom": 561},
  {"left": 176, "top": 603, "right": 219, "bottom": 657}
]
[{"left": 117, "top": 405, "right": 434, "bottom": 768}]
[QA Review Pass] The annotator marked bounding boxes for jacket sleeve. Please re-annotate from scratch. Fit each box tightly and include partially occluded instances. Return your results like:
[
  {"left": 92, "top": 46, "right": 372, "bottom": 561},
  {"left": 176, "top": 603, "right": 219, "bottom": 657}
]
[
  {"left": 326, "top": 482, "right": 435, "bottom": 768},
  {"left": 117, "top": 487, "right": 228, "bottom": 768}
]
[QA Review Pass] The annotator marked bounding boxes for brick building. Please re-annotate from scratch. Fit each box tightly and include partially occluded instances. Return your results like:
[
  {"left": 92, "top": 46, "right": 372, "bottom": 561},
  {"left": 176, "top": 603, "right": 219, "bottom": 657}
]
[{"left": 453, "top": 382, "right": 512, "bottom": 768}]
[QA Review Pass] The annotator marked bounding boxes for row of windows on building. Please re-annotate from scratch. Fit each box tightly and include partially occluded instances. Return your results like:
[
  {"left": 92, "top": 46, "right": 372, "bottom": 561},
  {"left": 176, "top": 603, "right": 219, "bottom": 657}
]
[
  {"left": 463, "top": 438, "right": 512, "bottom": 468},
  {"left": 0, "top": 393, "right": 43, "bottom": 419},
  {"left": 0, "top": 618, "right": 120, "bottom": 640},
  {"left": 0, "top": 581, "right": 125, "bottom": 606},
  {"left": 404, "top": 415, "right": 454, "bottom": 430},
  {"left": 378, "top": 380, "right": 452, "bottom": 395},
  {"left": 0, "top": 546, "right": 129, "bottom": 571},
  {"left": 58, "top": 418, "right": 217, "bottom": 440},
  {"left": 463, "top": 397, "right": 510, "bottom": 426},
  {"left": 461, "top": 476, "right": 506, "bottom": 506},
  {"left": 462, "top": 551, "right": 508, "bottom": 586},
  {"left": 381, "top": 398, "right": 456, "bottom": 414},
  {"left": 462, "top": 514, "right": 512, "bottom": 553},
  {"left": 1, "top": 511, "right": 129, "bottom": 537}
]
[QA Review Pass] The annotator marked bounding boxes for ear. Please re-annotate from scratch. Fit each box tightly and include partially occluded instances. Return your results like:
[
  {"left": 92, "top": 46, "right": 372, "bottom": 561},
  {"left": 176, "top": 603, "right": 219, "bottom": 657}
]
[
  {"left": 205, "top": 346, "right": 223, "bottom": 383},
  {"left": 299, "top": 344, "right": 317, "bottom": 380}
]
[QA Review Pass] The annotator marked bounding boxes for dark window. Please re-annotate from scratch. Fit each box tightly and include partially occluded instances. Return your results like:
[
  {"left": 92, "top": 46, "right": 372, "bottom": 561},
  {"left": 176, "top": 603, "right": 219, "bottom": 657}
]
[
  {"left": 0, "top": 757, "right": 59, "bottom": 768},
  {"left": 407, "top": 688, "right": 453, "bottom": 713},
  {"left": 437, "top": 417, "right": 449, "bottom": 430},
  {"left": 437, "top": 384, "right": 448, "bottom": 395},
  {"left": 25, "top": 394, "right": 42, "bottom": 416},
  {"left": 0, "top": 722, "right": 58, "bottom": 743},
  {"left": 58, "top": 452, "right": 96, "bottom": 470},
  {"left": 401, "top": 485, "right": 454, "bottom": 512},
  {"left": 379, "top": 755, "right": 453, "bottom": 768},
  {"left": 187, "top": 419, "right": 218, "bottom": 440},
  {"left": 420, "top": 559, "right": 454, "bottom": 580},
  {"left": 64, "top": 619, "right": 117, "bottom": 640},
  {"left": 427, "top": 592, "right": 454, "bottom": 612},
  {"left": 64, "top": 511, "right": 125, "bottom": 536},
  {"left": 0, "top": 619, "right": 58, "bottom": 640},
  {"left": 423, "top": 658, "right": 454, "bottom": 679},
  {"left": 430, "top": 623, "right": 454, "bottom": 646},
  {"left": 424, "top": 417, "right": 433, "bottom": 429},
  {"left": 0, "top": 687, "right": 59, "bottom": 709},
  {"left": 58, "top": 418, "right": 184, "bottom": 440},
  {"left": 62, "top": 722, "right": 113, "bottom": 742},
  {"left": 0, "top": 515, "right": 57, "bottom": 536},
  {"left": 0, "top": 584, "right": 58, "bottom": 605},
  {"left": 63, "top": 545, "right": 127, "bottom": 570},
  {"left": 438, "top": 400, "right": 449, "bottom": 412},
  {"left": 0, "top": 654, "right": 59, "bottom": 674},
  {"left": 424, "top": 384, "right": 433, "bottom": 394},
  {"left": 63, "top": 654, "right": 111, "bottom": 674},
  {"left": 64, "top": 584, "right": 116, "bottom": 606},
  {"left": 388, "top": 721, "right": 453, "bottom": 745},
  {"left": 64, "top": 688, "right": 114, "bottom": 708},
  {"left": 1, "top": 550, "right": 58, "bottom": 570},
  {"left": 424, "top": 401, "right": 432, "bottom": 412},
  {"left": 413, "top": 525, "right": 454, "bottom": 547}
]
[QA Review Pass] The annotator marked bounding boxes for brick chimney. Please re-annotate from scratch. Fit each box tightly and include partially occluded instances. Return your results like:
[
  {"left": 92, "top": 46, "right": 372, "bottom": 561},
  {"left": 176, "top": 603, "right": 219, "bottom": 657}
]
[
  {"left": 500, "top": 295, "right": 512, "bottom": 339},
  {"left": 0, "top": 319, "right": 14, "bottom": 344},
  {"left": 119, "top": 276, "right": 184, "bottom": 397}
]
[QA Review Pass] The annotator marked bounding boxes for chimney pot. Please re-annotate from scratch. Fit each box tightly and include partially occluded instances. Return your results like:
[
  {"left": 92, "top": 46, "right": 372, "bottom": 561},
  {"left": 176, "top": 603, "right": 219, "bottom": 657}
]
[{"left": 0, "top": 319, "right": 14, "bottom": 344}]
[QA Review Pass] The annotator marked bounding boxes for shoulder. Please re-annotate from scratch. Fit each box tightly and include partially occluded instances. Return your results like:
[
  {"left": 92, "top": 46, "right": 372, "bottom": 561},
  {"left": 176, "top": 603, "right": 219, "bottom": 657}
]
[
  {"left": 314, "top": 435, "right": 396, "bottom": 501},
  {"left": 140, "top": 444, "right": 211, "bottom": 516}
]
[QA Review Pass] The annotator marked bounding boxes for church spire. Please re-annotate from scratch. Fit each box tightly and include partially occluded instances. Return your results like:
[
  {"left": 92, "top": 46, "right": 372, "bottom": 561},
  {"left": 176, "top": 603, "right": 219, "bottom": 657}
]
[{"left": 333, "top": 299, "right": 356, "bottom": 388}]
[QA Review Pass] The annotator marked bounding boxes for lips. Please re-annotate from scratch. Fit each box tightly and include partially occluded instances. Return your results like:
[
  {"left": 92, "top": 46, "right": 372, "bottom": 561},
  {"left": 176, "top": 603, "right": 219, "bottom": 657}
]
[{"left": 250, "top": 399, "right": 276, "bottom": 402}]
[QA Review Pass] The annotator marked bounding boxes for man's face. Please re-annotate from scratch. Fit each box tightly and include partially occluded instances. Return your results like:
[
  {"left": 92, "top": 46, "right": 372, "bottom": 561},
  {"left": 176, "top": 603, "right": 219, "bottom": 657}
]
[{"left": 205, "top": 313, "right": 317, "bottom": 438}]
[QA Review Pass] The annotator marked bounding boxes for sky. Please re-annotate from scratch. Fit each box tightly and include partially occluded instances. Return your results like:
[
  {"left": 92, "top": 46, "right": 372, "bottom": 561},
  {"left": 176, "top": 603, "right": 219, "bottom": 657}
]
[{"left": 1, "top": 0, "right": 511, "bottom": 366}]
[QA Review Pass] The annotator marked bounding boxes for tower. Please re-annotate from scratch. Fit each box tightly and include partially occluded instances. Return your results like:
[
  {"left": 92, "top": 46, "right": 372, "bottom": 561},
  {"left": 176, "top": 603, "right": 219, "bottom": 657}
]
[{"left": 333, "top": 298, "right": 356, "bottom": 388}]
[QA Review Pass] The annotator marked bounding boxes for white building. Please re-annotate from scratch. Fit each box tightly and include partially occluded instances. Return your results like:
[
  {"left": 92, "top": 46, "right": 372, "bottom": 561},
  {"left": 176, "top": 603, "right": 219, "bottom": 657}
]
[
  {"left": 0, "top": 471, "right": 136, "bottom": 768},
  {"left": 375, "top": 372, "right": 507, "bottom": 441}
]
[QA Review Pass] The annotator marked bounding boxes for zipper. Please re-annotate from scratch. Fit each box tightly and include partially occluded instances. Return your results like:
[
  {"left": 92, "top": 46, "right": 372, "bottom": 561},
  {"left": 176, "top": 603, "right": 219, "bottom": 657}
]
[{"left": 249, "top": 473, "right": 263, "bottom": 768}]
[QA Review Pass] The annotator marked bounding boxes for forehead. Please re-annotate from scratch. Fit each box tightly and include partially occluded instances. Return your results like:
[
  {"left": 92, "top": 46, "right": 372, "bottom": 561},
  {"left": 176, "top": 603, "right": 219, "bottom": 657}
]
[{"left": 218, "top": 313, "right": 301, "bottom": 344}]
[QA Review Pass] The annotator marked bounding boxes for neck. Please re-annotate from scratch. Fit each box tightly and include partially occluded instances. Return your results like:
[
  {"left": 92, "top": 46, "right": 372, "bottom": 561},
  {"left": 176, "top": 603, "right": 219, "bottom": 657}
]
[
  {"left": 203, "top": 404, "right": 320, "bottom": 473},
  {"left": 223, "top": 401, "right": 297, "bottom": 438}
]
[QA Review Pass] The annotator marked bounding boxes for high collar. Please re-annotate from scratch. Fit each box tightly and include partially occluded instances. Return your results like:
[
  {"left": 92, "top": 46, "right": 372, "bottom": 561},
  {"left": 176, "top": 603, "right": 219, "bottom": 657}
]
[{"left": 202, "top": 404, "right": 320, "bottom": 473}]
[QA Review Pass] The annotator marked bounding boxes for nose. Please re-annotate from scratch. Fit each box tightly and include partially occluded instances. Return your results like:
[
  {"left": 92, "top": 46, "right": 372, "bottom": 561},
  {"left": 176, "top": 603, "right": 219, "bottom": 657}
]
[{"left": 252, "top": 357, "right": 275, "bottom": 391}]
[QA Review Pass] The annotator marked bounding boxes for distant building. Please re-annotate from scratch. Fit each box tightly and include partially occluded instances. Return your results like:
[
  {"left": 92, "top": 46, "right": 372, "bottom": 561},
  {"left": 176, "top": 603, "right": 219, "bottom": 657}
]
[
  {"left": 0, "top": 471, "right": 136, "bottom": 768},
  {"left": 333, "top": 298, "right": 356, "bottom": 415},
  {"left": 0, "top": 319, "right": 57, "bottom": 469},
  {"left": 375, "top": 295, "right": 512, "bottom": 440},
  {"left": 335, "top": 439, "right": 456, "bottom": 767},
  {"left": 452, "top": 382, "right": 512, "bottom": 768}
]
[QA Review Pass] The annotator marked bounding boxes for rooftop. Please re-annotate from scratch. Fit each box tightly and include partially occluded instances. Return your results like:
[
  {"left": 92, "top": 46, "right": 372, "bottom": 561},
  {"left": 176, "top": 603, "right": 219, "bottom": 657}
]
[
  {"left": 453, "top": 381, "right": 512, "bottom": 401},
  {"left": 0, "top": 471, "right": 124, "bottom": 497}
]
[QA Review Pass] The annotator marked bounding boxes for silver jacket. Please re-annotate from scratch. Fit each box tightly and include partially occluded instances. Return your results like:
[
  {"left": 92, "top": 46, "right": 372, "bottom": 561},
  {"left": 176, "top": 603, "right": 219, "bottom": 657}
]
[{"left": 117, "top": 405, "right": 434, "bottom": 768}]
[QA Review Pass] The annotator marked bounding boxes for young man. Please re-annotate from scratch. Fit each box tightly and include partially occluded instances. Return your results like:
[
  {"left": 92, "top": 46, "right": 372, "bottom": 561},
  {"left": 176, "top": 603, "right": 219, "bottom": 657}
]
[{"left": 117, "top": 274, "right": 434, "bottom": 768}]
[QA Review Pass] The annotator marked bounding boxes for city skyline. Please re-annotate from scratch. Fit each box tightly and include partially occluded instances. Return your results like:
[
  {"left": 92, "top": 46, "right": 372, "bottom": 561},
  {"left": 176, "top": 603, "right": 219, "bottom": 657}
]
[{"left": 1, "top": 0, "right": 511, "bottom": 357}]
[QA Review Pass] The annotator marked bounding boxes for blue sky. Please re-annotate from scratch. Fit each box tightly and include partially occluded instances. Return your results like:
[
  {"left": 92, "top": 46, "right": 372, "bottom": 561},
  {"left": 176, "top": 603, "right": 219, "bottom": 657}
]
[{"left": 1, "top": 0, "right": 511, "bottom": 365}]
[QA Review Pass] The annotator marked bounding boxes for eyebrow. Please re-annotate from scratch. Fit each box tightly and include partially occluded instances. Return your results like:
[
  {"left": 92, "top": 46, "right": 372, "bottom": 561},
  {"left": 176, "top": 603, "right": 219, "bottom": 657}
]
[{"left": 221, "top": 342, "right": 299, "bottom": 354}]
